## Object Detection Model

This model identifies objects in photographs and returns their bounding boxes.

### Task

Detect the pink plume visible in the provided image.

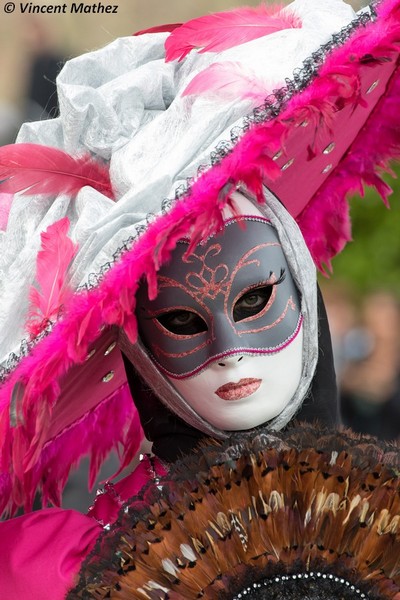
[165,3,301,62]
[27,217,78,337]
[183,61,272,102]
[133,22,182,36]
[0,143,114,199]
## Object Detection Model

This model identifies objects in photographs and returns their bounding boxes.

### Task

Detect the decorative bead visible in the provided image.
[281,158,294,171]
[86,348,96,360]
[322,164,333,174]
[104,341,117,355]
[102,371,115,383]
[323,142,335,154]
[366,80,379,94]
[273,150,283,161]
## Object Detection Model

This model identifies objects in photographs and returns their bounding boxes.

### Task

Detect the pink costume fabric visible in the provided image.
[0,456,166,600]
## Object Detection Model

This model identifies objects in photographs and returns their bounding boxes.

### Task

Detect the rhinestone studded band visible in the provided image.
[233,571,367,599]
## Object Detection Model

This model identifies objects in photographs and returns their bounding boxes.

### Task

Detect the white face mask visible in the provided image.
[137,194,304,431]
[167,324,303,430]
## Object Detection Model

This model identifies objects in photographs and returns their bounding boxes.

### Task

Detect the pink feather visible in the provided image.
[0,143,114,199]
[27,217,78,337]
[183,61,272,102]
[165,3,301,62]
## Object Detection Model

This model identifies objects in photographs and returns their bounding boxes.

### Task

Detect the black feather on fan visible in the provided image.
[69,423,400,599]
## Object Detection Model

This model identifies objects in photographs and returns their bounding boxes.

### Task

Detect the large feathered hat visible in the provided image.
[1,0,400,514]
[70,424,400,599]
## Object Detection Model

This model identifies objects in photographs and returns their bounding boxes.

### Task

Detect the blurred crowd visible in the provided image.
[0,19,65,146]
[323,283,400,440]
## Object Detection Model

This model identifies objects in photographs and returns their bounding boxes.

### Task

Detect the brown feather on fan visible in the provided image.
[69,423,400,600]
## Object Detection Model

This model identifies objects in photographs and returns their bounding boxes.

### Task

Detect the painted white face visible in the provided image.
[169,324,303,430]
[137,195,304,431]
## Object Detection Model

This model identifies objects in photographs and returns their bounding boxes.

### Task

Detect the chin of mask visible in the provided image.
[168,323,303,430]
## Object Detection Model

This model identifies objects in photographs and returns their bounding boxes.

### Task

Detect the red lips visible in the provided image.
[215,378,262,401]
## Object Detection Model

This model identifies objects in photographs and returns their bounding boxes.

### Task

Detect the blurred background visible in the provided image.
[1,0,399,511]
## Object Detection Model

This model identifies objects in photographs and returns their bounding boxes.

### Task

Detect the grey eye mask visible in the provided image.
[137,216,301,378]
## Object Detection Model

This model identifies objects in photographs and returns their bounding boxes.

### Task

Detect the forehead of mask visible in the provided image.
[137,213,301,379]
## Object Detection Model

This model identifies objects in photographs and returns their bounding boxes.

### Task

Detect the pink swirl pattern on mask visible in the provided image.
[182,241,280,309]
[183,244,230,302]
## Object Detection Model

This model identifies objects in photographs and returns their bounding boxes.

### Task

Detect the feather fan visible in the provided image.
[27,217,78,337]
[165,4,301,62]
[0,143,114,199]
[71,424,400,600]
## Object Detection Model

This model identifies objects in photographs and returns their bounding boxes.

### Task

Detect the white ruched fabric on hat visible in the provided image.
[0,0,357,364]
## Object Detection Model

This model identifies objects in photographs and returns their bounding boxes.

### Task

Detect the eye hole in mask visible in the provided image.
[157,310,208,336]
[233,268,286,323]
[233,286,273,322]
[156,268,287,336]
